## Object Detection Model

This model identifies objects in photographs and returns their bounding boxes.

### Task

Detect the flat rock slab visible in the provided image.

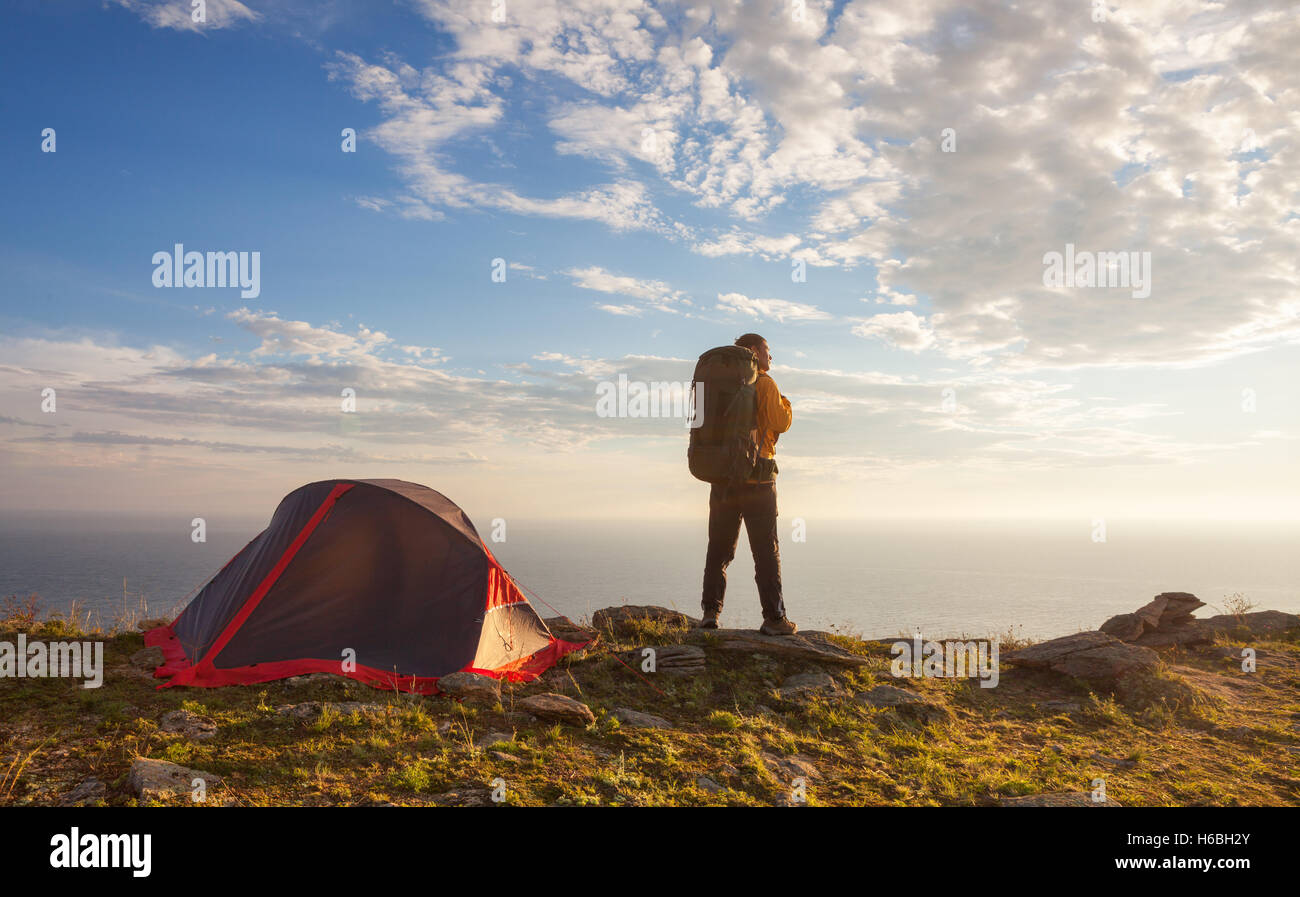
[614,707,673,729]
[278,673,345,687]
[159,709,216,740]
[687,628,868,668]
[1000,792,1122,807]
[128,758,222,801]
[275,701,387,720]
[517,693,595,726]
[437,671,501,704]
[614,644,705,675]
[1037,700,1082,715]
[593,605,699,636]
[1004,631,1159,684]
[433,788,493,807]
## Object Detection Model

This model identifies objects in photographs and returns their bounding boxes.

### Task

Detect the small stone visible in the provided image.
[761,751,820,781]
[855,685,950,723]
[613,708,672,729]
[517,693,596,726]
[1000,791,1122,807]
[696,775,725,794]
[490,750,521,764]
[1090,753,1137,769]
[130,646,165,670]
[279,673,339,687]
[437,671,501,705]
[128,758,222,801]
[159,709,217,740]
[777,670,840,700]
[1039,700,1082,714]
[275,701,386,720]
[474,730,513,750]
[59,777,106,806]
[503,711,538,725]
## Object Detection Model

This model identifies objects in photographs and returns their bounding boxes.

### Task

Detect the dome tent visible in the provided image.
[145,479,586,693]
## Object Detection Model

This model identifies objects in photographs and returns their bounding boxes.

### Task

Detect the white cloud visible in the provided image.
[114,0,258,31]
[717,292,830,323]
[852,311,936,352]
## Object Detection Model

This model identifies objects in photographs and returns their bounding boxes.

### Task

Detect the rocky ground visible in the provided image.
[2,593,1298,806]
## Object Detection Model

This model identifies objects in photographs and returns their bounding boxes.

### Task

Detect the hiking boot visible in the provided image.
[759,616,798,636]
[698,612,720,630]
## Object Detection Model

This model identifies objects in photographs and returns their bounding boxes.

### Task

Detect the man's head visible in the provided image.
[734,333,771,372]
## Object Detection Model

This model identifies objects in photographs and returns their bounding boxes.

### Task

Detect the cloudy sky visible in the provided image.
[0,0,1296,524]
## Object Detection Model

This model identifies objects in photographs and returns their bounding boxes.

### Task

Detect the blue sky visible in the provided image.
[1,0,1297,522]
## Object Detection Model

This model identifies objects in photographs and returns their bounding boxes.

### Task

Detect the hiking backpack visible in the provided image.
[687,346,760,485]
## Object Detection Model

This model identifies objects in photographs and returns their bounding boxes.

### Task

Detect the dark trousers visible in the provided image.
[701,481,785,623]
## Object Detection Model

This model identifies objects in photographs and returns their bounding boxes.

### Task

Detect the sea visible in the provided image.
[0,514,1295,640]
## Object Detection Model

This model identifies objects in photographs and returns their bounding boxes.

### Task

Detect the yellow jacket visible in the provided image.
[755,371,792,459]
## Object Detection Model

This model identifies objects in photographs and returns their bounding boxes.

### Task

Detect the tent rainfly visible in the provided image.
[145,479,587,693]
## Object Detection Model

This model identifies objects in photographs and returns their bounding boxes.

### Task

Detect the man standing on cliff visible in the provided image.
[700,333,797,635]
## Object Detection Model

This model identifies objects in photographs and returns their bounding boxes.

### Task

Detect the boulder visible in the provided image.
[543,616,598,645]
[1004,630,1159,684]
[1101,592,1207,643]
[128,758,222,801]
[159,708,217,741]
[687,628,869,668]
[613,708,672,729]
[517,693,596,726]
[1134,610,1300,648]
[593,605,697,636]
[437,671,501,705]
[1098,612,1148,642]
[1052,642,1160,682]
